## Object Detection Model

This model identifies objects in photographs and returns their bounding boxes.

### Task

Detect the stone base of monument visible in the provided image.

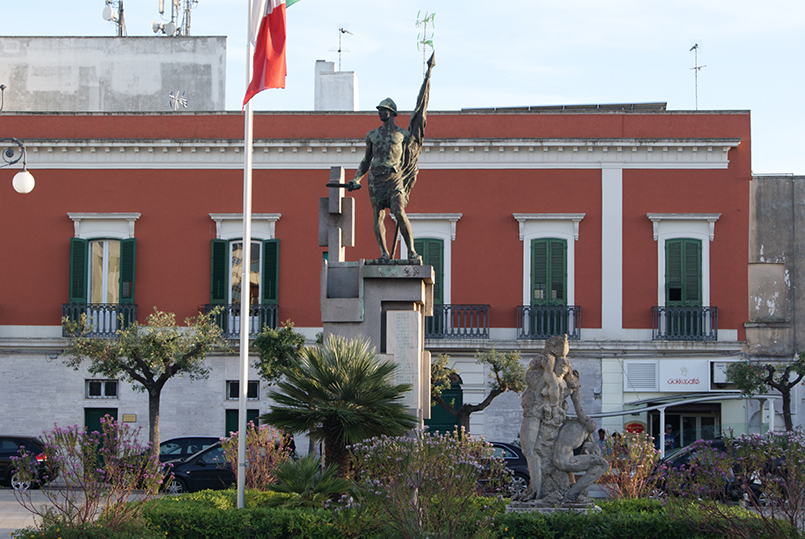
[365,257,423,266]
[506,496,602,514]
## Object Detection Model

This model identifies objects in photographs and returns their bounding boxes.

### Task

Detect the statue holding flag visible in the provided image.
[348,53,435,263]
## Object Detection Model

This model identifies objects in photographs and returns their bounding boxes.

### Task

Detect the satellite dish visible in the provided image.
[164,21,177,35]
[152,20,161,33]
[102,5,117,21]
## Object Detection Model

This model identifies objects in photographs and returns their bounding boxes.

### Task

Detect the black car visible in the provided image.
[159,436,219,463]
[488,441,530,495]
[0,436,52,490]
[163,441,234,494]
[656,438,762,501]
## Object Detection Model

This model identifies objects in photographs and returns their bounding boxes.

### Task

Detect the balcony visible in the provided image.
[517,305,581,340]
[203,303,278,339]
[62,303,137,338]
[425,304,490,339]
[652,306,718,341]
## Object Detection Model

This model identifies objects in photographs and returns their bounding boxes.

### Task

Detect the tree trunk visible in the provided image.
[148,388,161,454]
[781,387,793,432]
[323,428,350,478]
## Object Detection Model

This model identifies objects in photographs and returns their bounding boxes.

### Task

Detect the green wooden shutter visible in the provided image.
[262,239,279,304]
[531,238,566,305]
[69,237,88,304]
[119,238,136,304]
[684,240,702,305]
[550,240,567,303]
[210,239,228,304]
[415,238,444,305]
[666,239,701,306]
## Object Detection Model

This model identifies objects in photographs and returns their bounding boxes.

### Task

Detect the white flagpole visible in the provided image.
[237,0,256,511]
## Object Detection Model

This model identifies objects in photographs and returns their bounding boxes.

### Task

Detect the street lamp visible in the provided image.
[1,137,35,194]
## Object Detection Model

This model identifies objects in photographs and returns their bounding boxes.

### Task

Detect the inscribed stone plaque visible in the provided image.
[385,310,421,410]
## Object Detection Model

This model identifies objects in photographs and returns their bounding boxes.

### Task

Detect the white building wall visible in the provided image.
[0,37,226,112]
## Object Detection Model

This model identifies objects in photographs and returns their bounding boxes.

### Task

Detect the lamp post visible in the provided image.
[1,137,35,194]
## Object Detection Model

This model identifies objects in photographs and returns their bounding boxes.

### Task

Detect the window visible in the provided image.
[86,379,119,399]
[226,380,260,400]
[666,238,702,306]
[531,238,566,305]
[647,213,719,307]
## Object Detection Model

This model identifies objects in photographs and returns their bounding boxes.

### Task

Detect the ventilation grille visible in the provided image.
[624,361,658,392]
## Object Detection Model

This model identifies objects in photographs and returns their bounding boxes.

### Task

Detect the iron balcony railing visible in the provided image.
[517,305,581,340]
[203,303,278,339]
[62,303,138,338]
[425,304,490,339]
[652,305,718,341]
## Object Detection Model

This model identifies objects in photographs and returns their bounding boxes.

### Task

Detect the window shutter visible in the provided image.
[210,239,228,304]
[119,238,136,304]
[531,239,548,304]
[550,239,566,303]
[531,238,566,305]
[666,239,683,304]
[416,238,444,304]
[684,240,702,304]
[69,237,88,304]
[262,239,279,304]
[666,239,701,306]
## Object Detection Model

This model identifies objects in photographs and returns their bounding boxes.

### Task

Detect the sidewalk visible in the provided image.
[0,487,47,537]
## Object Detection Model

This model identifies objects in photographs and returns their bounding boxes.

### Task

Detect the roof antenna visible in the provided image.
[689,43,706,110]
[416,11,436,76]
[337,27,352,72]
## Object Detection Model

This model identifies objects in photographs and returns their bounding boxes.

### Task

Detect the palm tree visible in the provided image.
[261,334,416,477]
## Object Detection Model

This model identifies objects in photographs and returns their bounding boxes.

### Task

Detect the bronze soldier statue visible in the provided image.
[348,53,435,263]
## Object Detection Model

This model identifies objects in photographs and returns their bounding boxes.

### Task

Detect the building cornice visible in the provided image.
[24,137,741,171]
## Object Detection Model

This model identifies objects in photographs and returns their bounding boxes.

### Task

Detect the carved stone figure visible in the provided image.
[516,334,606,506]
[347,53,435,263]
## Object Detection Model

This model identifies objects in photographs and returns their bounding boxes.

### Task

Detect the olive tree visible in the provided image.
[63,308,225,450]
[431,348,526,432]
[726,355,805,431]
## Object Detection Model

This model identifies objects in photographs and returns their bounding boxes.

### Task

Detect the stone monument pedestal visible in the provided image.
[321,260,434,425]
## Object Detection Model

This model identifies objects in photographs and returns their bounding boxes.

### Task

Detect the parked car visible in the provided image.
[655,438,763,501]
[163,442,234,494]
[0,436,53,490]
[159,436,219,463]
[487,441,530,495]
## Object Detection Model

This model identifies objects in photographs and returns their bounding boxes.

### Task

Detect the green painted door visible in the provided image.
[84,408,118,435]
[225,409,259,437]
[425,383,462,433]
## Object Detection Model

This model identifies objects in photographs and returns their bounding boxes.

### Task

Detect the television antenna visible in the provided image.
[328,27,352,72]
[168,90,188,111]
[689,43,706,110]
[153,0,198,36]
[102,0,127,37]
[416,11,436,76]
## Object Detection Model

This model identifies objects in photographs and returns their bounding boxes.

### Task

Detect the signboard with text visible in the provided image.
[659,360,710,392]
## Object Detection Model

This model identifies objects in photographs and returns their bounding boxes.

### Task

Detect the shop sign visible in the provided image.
[659,360,709,392]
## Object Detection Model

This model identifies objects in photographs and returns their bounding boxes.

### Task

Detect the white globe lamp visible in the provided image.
[12,168,35,194]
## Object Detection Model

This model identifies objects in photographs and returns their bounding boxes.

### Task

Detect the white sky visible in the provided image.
[4,0,804,174]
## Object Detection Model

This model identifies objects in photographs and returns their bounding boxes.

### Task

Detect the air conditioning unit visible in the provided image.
[712,362,729,384]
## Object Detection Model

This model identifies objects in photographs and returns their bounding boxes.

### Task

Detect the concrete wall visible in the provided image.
[314,60,358,111]
[0,37,226,112]
[747,175,805,357]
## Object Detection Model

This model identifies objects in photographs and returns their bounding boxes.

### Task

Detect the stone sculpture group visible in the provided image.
[516,335,608,506]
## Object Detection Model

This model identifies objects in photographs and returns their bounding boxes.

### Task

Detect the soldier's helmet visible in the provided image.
[376,98,398,116]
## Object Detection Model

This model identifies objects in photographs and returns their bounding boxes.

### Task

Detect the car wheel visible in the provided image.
[10,473,31,492]
[164,477,188,495]
[510,473,529,496]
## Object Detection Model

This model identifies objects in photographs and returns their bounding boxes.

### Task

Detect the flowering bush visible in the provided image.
[349,429,508,539]
[220,422,292,490]
[597,431,661,499]
[12,416,163,532]
[661,429,805,539]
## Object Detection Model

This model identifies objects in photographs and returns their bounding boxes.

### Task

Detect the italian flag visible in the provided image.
[243,0,300,106]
